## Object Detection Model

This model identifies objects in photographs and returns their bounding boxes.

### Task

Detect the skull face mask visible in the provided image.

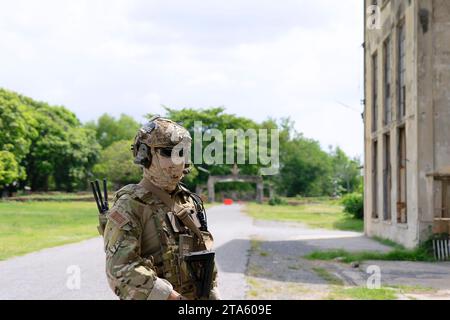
[143,146,187,192]
[133,117,192,192]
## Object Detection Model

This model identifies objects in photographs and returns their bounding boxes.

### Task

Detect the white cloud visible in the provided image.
[0,0,364,157]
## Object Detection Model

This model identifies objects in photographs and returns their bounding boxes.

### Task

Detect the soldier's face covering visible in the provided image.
[143,147,186,192]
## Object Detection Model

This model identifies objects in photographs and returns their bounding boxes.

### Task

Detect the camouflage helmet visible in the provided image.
[132,116,192,168]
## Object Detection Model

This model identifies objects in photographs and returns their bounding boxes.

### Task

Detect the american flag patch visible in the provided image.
[108,210,130,228]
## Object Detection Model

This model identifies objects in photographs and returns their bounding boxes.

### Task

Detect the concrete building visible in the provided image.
[363,0,450,248]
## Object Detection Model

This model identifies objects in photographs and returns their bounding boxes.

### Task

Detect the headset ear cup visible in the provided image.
[134,143,152,168]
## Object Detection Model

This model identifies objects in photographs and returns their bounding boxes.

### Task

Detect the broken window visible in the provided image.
[398,22,406,119]
[383,36,392,125]
[383,134,392,220]
[397,127,407,223]
[372,140,379,219]
[372,52,378,132]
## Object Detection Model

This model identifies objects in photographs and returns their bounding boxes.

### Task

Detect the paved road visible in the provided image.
[0,204,389,300]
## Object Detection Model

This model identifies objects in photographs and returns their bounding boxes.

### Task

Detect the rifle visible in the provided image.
[90,179,109,235]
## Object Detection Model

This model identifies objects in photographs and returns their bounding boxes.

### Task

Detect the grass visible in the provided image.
[6,192,97,202]
[389,284,435,294]
[280,196,341,205]
[312,267,344,286]
[250,239,261,251]
[328,287,398,300]
[0,201,99,260]
[0,197,219,261]
[204,202,221,209]
[245,201,363,232]
[328,285,435,300]
[304,246,435,263]
[372,236,405,250]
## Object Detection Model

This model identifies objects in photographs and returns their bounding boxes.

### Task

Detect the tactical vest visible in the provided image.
[105,184,215,299]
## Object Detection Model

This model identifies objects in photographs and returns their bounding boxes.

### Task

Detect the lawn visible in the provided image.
[328,287,398,300]
[0,201,99,260]
[7,192,96,201]
[0,199,220,261]
[304,247,435,262]
[244,201,363,232]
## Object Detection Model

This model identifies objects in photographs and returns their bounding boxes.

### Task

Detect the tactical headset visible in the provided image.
[131,116,159,168]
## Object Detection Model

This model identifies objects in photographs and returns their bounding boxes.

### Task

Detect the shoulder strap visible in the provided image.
[138,179,206,246]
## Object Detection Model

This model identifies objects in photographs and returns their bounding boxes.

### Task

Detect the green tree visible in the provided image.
[0,151,20,188]
[23,104,101,191]
[279,135,333,197]
[87,114,141,149]
[0,88,101,192]
[93,140,142,189]
[0,88,38,185]
[330,147,362,195]
[271,117,332,197]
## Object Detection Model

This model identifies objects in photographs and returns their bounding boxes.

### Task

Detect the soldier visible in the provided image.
[101,116,220,300]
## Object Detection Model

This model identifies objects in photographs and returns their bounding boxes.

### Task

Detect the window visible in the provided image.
[398,23,406,119]
[397,127,407,223]
[442,180,450,219]
[383,134,392,220]
[383,37,392,125]
[372,140,379,219]
[372,53,378,132]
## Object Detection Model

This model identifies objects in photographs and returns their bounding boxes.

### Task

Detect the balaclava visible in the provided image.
[133,117,191,193]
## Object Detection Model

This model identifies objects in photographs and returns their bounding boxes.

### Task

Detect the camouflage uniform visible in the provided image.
[102,117,219,300]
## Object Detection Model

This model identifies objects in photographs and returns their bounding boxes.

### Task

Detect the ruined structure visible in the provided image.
[206,164,264,203]
[364,0,450,248]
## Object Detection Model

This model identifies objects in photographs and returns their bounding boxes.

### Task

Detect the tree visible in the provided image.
[269,117,332,197]
[0,88,101,192]
[52,127,101,191]
[22,104,101,191]
[93,140,142,189]
[87,114,141,149]
[278,135,333,197]
[0,151,20,189]
[330,147,362,195]
[0,88,38,186]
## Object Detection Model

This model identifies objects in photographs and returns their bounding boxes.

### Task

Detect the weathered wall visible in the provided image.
[365,0,450,248]
[416,0,435,241]
[417,0,450,240]
[432,0,450,171]
[364,0,419,248]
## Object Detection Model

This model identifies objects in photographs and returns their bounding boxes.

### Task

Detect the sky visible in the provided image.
[0,0,365,158]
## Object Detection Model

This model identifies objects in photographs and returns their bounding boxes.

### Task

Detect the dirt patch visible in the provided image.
[245,237,343,299]
[245,238,450,300]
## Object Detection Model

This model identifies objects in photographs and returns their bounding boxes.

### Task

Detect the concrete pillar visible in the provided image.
[269,185,275,200]
[256,181,264,203]
[207,177,215,203]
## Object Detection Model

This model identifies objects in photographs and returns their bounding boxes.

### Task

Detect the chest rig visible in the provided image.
[110,180,216,299]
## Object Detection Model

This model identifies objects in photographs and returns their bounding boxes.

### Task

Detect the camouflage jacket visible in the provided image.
[103,182,219,300]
